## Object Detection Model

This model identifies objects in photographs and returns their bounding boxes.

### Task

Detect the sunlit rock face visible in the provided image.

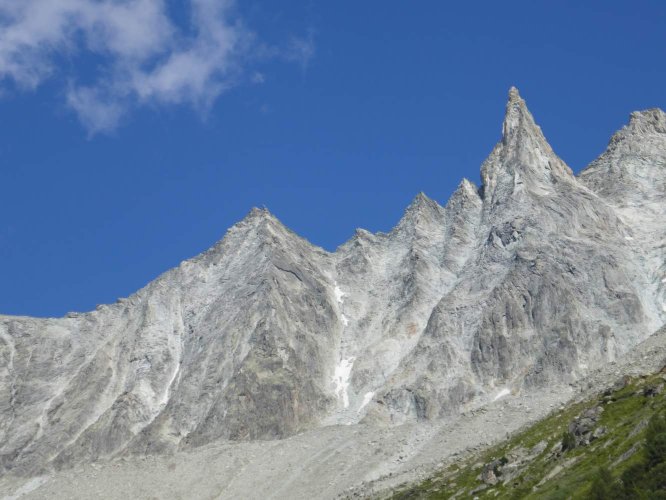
[1,88,665,475]
[578,107,666,327]
[371,90,664,424]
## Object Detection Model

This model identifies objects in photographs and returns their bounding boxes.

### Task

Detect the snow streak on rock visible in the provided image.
[493,388,511,401]
[333,358,355,408]
[358,392,375,413]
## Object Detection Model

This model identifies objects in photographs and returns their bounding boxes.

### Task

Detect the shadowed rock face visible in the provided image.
[1,89,665,475]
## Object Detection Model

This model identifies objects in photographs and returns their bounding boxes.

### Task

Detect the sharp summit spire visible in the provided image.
[481,87,574,203]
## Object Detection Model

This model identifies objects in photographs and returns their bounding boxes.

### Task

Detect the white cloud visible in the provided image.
[66,85,126,135]
[284,32,315,72]
[251,72,266,84]
[0,0,312,134]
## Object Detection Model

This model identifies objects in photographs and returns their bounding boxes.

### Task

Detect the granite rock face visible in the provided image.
[368,89,665,423]
[1,88,665,474]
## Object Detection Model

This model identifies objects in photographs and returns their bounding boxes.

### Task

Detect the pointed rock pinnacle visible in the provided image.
[501,87,545,149]
[480,88,574,203]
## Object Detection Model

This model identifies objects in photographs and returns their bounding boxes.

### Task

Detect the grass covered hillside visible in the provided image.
[390,370,666,499]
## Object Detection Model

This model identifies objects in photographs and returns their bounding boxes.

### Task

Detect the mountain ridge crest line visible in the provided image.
[1,86,664,476]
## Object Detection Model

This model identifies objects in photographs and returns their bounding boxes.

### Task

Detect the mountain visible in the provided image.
[368,89,665,424]
[1,88,664,479]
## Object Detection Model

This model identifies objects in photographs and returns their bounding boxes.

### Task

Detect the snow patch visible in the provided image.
[5,476,50,500]
[333,358,355,408]
[661,277,666,284]
[493,388,511,401]
[160,362,181,408]
[624,236,634,241]
[335,282,349,327]
[334,282,345,304]
[358,391,375,413]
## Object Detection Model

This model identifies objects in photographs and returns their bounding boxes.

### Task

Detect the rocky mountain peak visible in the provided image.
[579,107,666,208]
[501,86,545,148]
[452,178,481,201]
[396,192,446,232]
[608,108,666,150]
[214,206,282,249]
[206,205,321,270]
[444,179,482,220]
[242,206,275,224]
[627,108,666,135]
[406,192,441,214]
[231,206,291,236]
[603,108,666,152]
[480,88,574,204]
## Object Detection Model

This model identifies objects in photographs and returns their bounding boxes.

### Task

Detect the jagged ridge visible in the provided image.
[0,88,665,476]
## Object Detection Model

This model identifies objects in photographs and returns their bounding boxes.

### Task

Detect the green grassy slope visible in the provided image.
[390,371,666,499]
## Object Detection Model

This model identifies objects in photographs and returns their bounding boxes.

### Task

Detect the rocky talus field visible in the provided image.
[1,88,665,499]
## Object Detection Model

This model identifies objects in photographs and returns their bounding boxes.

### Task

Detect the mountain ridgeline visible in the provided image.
[1,88,665,475]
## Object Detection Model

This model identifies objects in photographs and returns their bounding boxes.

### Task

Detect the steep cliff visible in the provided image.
[1,88,664,476]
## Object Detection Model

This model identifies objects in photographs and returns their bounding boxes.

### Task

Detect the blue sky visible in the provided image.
[1,0,665,317]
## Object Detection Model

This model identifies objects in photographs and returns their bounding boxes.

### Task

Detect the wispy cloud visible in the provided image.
[284,31,316,72]
[0,0,313,134]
